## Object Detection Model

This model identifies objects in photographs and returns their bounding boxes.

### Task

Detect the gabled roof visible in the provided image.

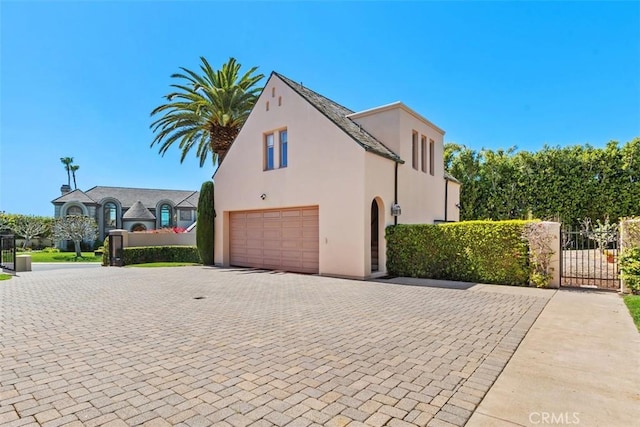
[53,186,199,209]
[273,72,402,163]
[122,201,156,220]
[51,189,98,204]
[176,191,199,208]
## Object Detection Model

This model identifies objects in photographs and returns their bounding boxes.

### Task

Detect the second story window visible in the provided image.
[412,131,419,170]
[421,135,427,173]
[265,133,275,170]
[429,139,435,176]
[280,130,288,168]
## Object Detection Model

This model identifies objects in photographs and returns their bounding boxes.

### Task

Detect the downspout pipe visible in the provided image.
[394,162,398,225]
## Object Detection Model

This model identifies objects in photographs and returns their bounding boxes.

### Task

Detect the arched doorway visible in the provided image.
[371,199,379,272]
[131,223,147,232]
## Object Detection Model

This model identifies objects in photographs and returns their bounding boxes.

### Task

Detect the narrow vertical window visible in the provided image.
[272,87,276,97]
[421,136,427,173]
[160,204,172,227]
[412,131,418,170]
[266,101,269,111]
[265,133,274,170]
[280,129,288,168]
[104,202,117,231]
[429,139,435,176]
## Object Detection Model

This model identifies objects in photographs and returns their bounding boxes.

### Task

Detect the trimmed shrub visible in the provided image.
[196,181,215,265]
[387,220,531,285]
[620,247,640,294]
[122,245,201,265]
[102,237,110,266]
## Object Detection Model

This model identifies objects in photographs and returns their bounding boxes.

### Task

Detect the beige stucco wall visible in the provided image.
[126,231,196,247]
[353,103,454,225]
[215,75,368,278]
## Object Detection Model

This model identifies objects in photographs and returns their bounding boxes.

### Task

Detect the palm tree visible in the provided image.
[60,157,74,187]
[70,164,79,189]
[150,57,264,167]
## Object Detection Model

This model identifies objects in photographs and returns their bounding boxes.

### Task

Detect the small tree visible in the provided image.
[196,181,215,265]
[12,215,51,248]
[53,215,98,257]
[580,217,618,252]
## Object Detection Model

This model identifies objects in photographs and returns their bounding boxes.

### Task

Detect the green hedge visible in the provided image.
[386,220,532,285]
[122,246,201,265]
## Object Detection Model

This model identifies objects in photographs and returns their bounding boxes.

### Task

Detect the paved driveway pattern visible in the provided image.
[1,267,549,427]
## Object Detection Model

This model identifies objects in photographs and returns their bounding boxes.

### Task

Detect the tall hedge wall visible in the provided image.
[122,246,201,265]
[386,220,532,285]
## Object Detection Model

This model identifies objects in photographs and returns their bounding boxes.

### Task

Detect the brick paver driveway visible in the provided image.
[1,267,550,427]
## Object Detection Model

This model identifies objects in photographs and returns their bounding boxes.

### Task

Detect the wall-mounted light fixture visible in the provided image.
[391,204,402,216]
[260,193,267,200]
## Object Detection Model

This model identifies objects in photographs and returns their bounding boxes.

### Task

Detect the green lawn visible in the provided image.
[26,251,102,263]
[126,262,201,268]
[0,273,12,281]
[623,295,640,332]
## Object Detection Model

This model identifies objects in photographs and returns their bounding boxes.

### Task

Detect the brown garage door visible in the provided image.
[230,206,319,274]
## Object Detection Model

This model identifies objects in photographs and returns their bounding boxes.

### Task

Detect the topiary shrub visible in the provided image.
[122,246,201,265]
[387,220,531,286]
[102,237,110,266]
[196,181,215,265]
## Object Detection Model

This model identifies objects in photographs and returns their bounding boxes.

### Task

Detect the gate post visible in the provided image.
[108,229,128,267]
[543,222,561,289]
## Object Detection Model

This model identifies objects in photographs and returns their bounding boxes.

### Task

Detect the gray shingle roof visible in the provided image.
[52,186,199,209]
[51,189,98,204]
[176,191,199,208]
[122,201,156,220]
[273,72,402,163]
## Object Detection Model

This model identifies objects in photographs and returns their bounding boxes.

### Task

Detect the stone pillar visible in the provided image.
[526,221,561,289]
[541,221,561,289]
[108,229,129,266]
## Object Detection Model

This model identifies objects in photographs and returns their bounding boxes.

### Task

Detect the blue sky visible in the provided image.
[1,1,639,216]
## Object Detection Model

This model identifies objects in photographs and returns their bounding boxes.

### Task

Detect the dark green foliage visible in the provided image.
[445,138,640,225]
[386,221,531,285]
[102,237,109,266]
[620,247,640,294]
[122,246,201,265]
[196,181,215,265]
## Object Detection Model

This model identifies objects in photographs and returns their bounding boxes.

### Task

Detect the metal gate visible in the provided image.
[1,234,17,273]
[560,225,620,290]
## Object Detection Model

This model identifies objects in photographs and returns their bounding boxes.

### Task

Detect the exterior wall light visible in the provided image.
[260,193,267,200]
[391,204,402,216]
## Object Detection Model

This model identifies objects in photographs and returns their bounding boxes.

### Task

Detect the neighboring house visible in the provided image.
[51,186,199,246]
[214,72,460,279]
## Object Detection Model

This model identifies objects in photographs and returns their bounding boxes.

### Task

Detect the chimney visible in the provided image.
[60,184,71,195]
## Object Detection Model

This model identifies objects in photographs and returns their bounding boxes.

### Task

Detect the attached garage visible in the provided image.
[230,206,319,274]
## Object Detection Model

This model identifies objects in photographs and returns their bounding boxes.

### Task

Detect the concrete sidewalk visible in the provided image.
[466,289,640,427]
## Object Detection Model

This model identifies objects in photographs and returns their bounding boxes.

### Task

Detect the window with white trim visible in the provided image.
[265,133,275,170]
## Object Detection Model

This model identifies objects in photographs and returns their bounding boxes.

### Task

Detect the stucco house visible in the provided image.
[52,186,199,245]
[214,72,460,279]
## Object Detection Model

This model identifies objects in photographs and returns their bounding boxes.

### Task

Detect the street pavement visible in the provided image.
[1,266,552,426]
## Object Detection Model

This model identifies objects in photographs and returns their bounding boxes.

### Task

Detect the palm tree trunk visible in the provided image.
[72,171,77,189]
